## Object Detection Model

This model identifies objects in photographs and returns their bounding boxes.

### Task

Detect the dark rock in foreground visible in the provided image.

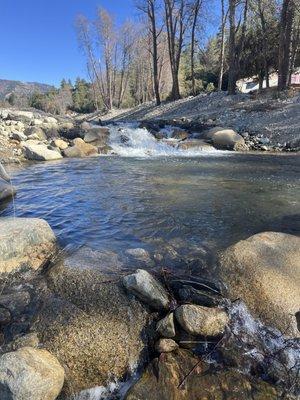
[125,349,278,400]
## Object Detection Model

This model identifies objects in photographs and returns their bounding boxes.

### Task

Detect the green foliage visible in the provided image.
[71,78,95,113]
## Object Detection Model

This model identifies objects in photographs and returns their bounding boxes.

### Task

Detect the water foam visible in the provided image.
[108,123,225,157]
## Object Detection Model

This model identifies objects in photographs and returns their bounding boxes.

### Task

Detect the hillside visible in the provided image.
[0,79,54,100]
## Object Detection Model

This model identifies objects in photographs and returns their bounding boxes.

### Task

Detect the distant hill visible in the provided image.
[0,79,54,100]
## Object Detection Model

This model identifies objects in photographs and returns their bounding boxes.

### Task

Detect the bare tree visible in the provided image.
[137,0,162,105]
[190,0,203,95]
[278,0,296,90]
[218,0,228,90]
[227,0,237,94]
[228,0,249,94]
[95,8,116,109]
[164,0,190,100]
[75,15,105,107]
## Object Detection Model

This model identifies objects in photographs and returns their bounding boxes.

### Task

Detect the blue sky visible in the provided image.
[0,0,135,87]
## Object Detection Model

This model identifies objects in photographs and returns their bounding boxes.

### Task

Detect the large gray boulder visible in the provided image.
[7,111,34,123]
[23,143,63,161]
[204,127,247,150]
[123,269,170,311]
[0,347,64,400]
[0,181,16,202]
[0,218,56,276]
[219,232,300,337]
[32,254,152,396]
[175,304,229,337]
[84,126,109,144]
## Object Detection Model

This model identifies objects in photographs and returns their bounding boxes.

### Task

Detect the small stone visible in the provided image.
[10,132,27,142]
[9,333,39,351]
[155,338,178,353]
[175,305,229,337]
[156,313,176,338]
[123,269,169,311]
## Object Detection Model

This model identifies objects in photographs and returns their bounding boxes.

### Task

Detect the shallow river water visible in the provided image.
[2,152,299,258]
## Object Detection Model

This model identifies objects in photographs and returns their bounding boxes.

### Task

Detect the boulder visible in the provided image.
[63,138,97,158]
[0,181,16,202]
[7,111,34,122]
[175,305,229,337]
[125,349,278,400]
[219,232,300,337]
[204,127,246,150]
[10,132,27,142]
[123,269,170,311]
[156,313,176,338]
[0,347,64,400]
[43,116,57,124]
[83,127,110,147]
[24,127,46,141]
[171,128,189,140]
[53,138,68,150]
[155,338,178,353]
[32,259,152,396]
[23,143,63,161]
[0,218,56,276]
[177,139,215,151]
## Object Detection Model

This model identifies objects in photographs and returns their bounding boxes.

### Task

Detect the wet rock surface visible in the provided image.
[0,346,64,400]
[125,349,278,400]
[175,304,229,337]
[220,231,300,337]
[0,218,56,276]
[123,269,170,311]
[30,258,153,396]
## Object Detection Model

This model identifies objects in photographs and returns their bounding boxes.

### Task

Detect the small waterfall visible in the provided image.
[108,123,221,157]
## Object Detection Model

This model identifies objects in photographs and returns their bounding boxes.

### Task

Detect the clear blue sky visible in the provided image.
[0,0,135,87]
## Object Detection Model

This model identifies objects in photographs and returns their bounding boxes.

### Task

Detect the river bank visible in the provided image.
[97,91,300,152]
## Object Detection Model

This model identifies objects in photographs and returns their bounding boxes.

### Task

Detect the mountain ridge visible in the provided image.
[0,78,54,100]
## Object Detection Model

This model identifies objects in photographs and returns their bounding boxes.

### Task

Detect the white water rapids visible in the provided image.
[108,123,224,157]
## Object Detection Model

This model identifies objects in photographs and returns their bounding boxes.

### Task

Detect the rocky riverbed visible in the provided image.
[0,216,299,399]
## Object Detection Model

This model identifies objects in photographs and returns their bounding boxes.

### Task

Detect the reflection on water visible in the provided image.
[1,154,299,258]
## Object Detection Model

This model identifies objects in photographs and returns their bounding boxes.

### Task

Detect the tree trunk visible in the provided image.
[149,0,161,106]
[218,0,226,91]
[258,0,270,88]
[278,0,295,91]
[191,0,201,96]
[228,0,237,95]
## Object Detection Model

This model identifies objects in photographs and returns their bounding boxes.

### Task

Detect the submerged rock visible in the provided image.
[156,313,176,338]
[0,346,64,400]
[123,269,169,311]
[220,232,300,337]
[125,349,278,400]
[175,304,229,337]
[0,180,16,202]
[32,260,152,396]
[0,218,56,276]
[23,142,63,161]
